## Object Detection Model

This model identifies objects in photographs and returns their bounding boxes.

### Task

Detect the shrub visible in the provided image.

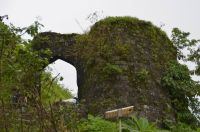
[78,115,118,132]
[122,116,157,132]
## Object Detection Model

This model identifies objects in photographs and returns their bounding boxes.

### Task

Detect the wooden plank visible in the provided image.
[105,106,134,119]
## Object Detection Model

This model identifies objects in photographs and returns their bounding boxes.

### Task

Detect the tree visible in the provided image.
[168,28,200,127]
[0,18,72,131]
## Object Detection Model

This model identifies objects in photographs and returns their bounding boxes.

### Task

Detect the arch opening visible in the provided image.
[45,59,78,97]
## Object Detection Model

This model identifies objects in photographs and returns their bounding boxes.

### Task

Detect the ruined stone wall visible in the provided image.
[33,16,177,124]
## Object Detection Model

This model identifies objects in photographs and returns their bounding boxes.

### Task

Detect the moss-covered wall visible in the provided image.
[33,16,177,124]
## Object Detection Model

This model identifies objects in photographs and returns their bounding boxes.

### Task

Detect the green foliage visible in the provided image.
[171,28,199,60]
[171,28,192,49]
[0,21,21,101]
[10,20,44,38]
[41,72,72,105]
[171,27,200,76]
[162,61,200,127]
[0,19,73,131]
[122,115,157,132]
[122,116,199,132]
[171,122,196,132]
[0,20,48,100]
[26,21,44,37]
[78,115,118,132]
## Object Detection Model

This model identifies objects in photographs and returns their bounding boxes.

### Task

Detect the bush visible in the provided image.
[41,72,72,105]
[78,115,118,132]
[122,116,157,132]
[171,122,196,132]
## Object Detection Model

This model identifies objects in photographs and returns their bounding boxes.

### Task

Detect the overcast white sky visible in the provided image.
[1,0,200,96]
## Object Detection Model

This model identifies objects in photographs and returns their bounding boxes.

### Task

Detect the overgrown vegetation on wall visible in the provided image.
[75,16,178,121]
[0,16,200,131]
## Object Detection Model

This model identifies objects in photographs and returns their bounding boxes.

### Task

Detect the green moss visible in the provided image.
[114,44,130,60]
[102,63,123,79]
[136,68,149,81]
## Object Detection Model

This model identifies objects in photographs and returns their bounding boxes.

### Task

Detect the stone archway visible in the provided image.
[32,32,84,98]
